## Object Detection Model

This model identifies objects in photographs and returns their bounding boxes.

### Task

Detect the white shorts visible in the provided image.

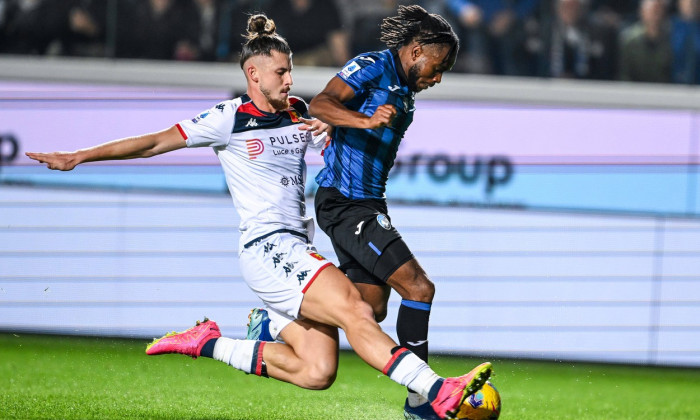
[239,230,332,339]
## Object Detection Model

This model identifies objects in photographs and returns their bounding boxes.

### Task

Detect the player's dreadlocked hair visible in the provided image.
[380,5,459,54]
[239,14,291,68]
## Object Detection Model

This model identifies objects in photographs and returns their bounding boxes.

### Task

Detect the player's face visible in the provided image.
[407,44,454,92]
[257,51,293,111]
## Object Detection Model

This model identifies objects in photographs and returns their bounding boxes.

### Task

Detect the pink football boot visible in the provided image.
[146,318,221,359]
[431,362,493,419]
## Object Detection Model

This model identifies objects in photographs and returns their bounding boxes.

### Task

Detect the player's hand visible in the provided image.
[300,117,332,150]
[25,151,80,171]
[299,117,331,137]
[366,104,397,129]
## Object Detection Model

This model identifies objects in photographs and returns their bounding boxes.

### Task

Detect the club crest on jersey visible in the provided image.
[287,110,300,123]
[377,214,392,230]
[340,61,360,79]
[246,138,264,159]
[307,251,325,261]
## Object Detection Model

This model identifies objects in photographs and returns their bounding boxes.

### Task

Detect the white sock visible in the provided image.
[383,349,441,399]
[407,392,429,408]
[212,337,259,374]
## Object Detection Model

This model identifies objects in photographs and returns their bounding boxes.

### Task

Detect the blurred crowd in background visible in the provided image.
[0,0,698,85]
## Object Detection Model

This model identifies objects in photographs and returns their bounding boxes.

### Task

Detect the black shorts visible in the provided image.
[314,186,414,285]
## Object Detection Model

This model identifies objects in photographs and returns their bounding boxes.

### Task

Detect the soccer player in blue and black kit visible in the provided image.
[309,5,461,420]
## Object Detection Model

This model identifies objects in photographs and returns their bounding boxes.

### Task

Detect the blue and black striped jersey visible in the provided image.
[315,49,415,199]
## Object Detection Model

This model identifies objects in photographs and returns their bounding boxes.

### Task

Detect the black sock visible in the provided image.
[200,338,218,358]
[397,299,431,400]
[397,299,431,362]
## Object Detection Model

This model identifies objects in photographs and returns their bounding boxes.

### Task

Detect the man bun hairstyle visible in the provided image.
[239,14,291,68]
[380,5,459,58]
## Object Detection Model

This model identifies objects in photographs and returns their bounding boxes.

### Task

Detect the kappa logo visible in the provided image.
[296,270,310,285]
[272,252,286,268]
[388,85,400,92]
[263,243,276,255]
[246,118,259,127]
[246,138,264,159]
[283,261,298,277]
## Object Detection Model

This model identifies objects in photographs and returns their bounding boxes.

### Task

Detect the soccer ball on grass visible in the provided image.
[455,380,501,420]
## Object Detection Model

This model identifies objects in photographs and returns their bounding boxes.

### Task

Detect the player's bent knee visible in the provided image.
[337,295,378,328]
[353,297,377,322]
[417,279,435,301]
[398,278,435,302]
[372,303,388,322]
[303,362,337,390]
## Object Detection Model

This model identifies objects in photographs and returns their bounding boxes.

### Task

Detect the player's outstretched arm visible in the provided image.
[309,77,396,130]
[26,125,187,171]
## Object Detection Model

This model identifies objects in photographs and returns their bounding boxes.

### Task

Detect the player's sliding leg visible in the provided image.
[388,259,436,418]
[146,266,492,418]
[299,265,492,419]
[211,317,340,389]
[147,317,340,390]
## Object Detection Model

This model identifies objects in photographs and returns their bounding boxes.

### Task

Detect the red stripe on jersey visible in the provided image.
[238,102,266,117]
[302,262,333,294]
[175,123,188,140]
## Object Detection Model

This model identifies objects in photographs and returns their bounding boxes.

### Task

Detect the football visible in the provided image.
[455,381,501,420]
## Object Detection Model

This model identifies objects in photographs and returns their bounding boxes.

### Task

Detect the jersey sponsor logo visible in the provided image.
[307,251,325,261]
[246,118,259,127]
[280,175,304,187]
[269,132,311,146]
[377,214,392,230]
[340,61,360,79]
[246,138,264,159]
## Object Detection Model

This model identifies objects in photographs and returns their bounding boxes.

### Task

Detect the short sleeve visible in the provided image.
[177,101,235,148]
[337,54,384,95]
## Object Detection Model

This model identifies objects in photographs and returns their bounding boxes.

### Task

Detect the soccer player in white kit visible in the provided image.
[26,14,491,419]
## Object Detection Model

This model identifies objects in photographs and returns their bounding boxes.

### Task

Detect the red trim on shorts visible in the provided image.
[301,262,333,294]
[255,341,266,376]
[175,123,188,140]
[382,347,409,375]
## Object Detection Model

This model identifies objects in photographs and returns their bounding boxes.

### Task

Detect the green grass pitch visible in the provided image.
[1,333,699,419]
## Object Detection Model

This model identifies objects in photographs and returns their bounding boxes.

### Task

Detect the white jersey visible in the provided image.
[177,94,322,248]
